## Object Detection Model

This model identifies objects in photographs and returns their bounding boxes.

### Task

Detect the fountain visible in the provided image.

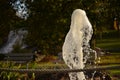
[0,28,28,54]
[62,9,97,80]
[0,0,34,53]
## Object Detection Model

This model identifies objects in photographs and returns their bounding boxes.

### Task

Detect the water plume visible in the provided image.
[62,9,96,80]
[0,28,28,54]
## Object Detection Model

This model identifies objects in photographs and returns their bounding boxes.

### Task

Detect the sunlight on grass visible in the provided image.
[28,62,68,69]
[97,54,120,64]
[109,70,120,75]
[96,39,120,48]
[96,39,120,54]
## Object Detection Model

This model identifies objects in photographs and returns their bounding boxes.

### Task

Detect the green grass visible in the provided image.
[97,55,120,64]
[28,62,68,69]
[0,37,120,79]
[95,38,120,77]
[96,38,120,54]
[109,70,120,75]
[97,55,120,77]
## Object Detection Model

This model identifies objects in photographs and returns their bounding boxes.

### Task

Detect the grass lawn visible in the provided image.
[96,38,120,54]
[96,38,120,78]
[0,38,120,79]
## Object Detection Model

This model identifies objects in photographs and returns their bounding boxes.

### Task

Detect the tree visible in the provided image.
[0,0,120,54]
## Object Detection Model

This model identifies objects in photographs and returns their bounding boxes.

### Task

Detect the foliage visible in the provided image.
[0,0,120,55]
[0,61,67,79]
[0,61,22,80]
[12,43,32,53]
[0,55,120,79]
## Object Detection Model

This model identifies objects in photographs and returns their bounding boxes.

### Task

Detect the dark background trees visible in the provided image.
[0,0,120,55]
